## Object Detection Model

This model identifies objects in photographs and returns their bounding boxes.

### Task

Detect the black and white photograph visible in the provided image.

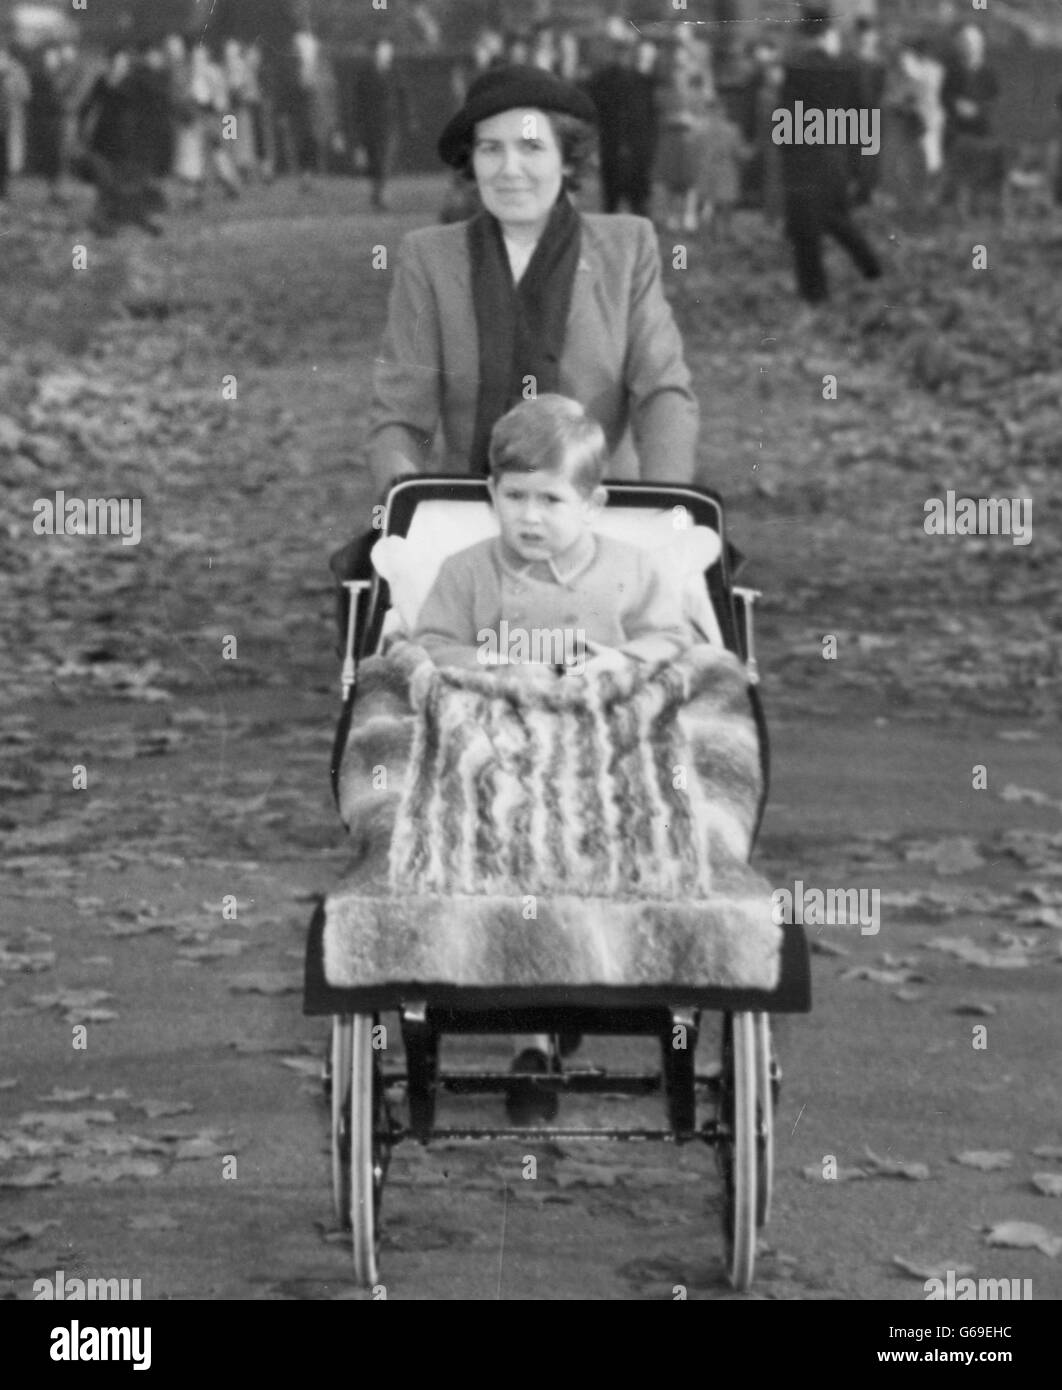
[1,0,1060,1337]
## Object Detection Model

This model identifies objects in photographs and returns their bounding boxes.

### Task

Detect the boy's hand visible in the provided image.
[583,648,634,678]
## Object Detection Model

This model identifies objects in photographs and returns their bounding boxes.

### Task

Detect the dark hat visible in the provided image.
[438,64,597,167]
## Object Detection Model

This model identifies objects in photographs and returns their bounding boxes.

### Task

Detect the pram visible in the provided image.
[303,476,811,1293]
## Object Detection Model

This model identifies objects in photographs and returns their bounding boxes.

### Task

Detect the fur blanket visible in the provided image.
[324,640,781,992]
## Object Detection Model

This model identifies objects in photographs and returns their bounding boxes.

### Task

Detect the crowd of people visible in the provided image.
[0,27,351,232]
[0,10,1057,284]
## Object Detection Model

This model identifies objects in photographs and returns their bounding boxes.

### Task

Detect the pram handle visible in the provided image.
[733,586,762,686]
[340,580,372,699]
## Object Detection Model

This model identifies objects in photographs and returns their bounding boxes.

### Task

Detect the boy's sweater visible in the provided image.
[412,532,692,670]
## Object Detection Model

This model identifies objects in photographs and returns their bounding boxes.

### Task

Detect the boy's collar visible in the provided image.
[497,530,597,585]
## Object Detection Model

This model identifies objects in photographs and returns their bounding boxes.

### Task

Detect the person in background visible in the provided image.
[354,38,412,211]
[245,41,274,180]
[168,34,205,205]
[585,37,658,217]
[655,41,711,232]
[555,29,582,83]
[0,47,13,201]
[78,45,162,235]
[696,97,746,239]
[4,45,29,179]
[136,43,175,187]
[887,36,946,214]
[223,39,257,182]
[852,17,886,205]
[941,23,1001,213]
[755,47,786,225]
[283,27,322,189]
[777,7,882,304]
[530,26,557,74]
[30,47,66,203]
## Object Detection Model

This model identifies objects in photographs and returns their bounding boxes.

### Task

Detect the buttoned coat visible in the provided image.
[368,211,699,489]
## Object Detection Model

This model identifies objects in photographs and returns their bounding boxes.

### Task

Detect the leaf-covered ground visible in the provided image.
[1,176,1060,1300]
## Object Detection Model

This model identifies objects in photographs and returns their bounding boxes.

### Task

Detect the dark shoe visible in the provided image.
[505,1048,559,1125]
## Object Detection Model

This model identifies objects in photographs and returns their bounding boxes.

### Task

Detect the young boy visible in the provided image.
[411,393,695,1123]
[413,394,693,679]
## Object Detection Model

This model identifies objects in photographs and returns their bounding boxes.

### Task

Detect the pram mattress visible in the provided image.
[324,640,781,992]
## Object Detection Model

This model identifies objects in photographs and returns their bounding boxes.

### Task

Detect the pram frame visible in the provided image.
[305,475,810,1295]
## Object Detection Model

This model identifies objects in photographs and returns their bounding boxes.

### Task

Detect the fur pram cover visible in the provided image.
[324,639,781,992]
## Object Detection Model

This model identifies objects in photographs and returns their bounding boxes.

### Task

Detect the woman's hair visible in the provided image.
[455,110,597,190]
[489,395,607,496]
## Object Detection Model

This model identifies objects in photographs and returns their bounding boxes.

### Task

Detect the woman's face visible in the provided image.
[472,107,565,236]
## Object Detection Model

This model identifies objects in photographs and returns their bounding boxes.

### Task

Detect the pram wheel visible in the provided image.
[331,1014,393,1285]
[755,1013,776,1228]
[716,1011,758,1291]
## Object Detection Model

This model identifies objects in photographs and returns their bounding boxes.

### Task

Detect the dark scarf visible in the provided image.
[468,193,582,474]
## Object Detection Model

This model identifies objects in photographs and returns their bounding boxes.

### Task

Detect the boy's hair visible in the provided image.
[488,395,607,495]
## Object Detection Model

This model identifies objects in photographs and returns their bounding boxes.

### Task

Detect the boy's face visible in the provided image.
[488,466,605,564]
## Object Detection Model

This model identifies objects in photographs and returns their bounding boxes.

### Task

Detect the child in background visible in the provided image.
[412,393,695,1123]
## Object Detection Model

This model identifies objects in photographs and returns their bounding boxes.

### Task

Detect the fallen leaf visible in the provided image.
[905,837,985,875]
[1032,1174,1062,1197]
[38,1088,92,1103]
[893,1256,976,1281]
[0,1219,61,1247]
[1032,1145,1062,1162]
[56,1157,164,1184]
[0,1164,59,1188]
[279,1056,322,1077]
[17,1110,117,1129]
[801,1164,867,1182]
[553,1162,621,1190]
[926,936,1031,969]
[983,1221,1062,1258]
[864,1147,930,1180]
[229,971,300,996]
[173,1135,233,1160]
[130,1099,195,1119]
[840,966,923,987]
[999,784,1056,808]
[811,939,850,958]
[952,1002,997,1017]
[953,1151,1013,1171]
[127,1213,180,1231]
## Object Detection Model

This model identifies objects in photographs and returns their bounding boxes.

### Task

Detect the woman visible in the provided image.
[369,64,699,495]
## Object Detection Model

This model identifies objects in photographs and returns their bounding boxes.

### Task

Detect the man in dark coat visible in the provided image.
[778,7,882,304]
[585,39,658,217]
[941,24,1002,211]
[79,47,162,235]
[353,38,412,211]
